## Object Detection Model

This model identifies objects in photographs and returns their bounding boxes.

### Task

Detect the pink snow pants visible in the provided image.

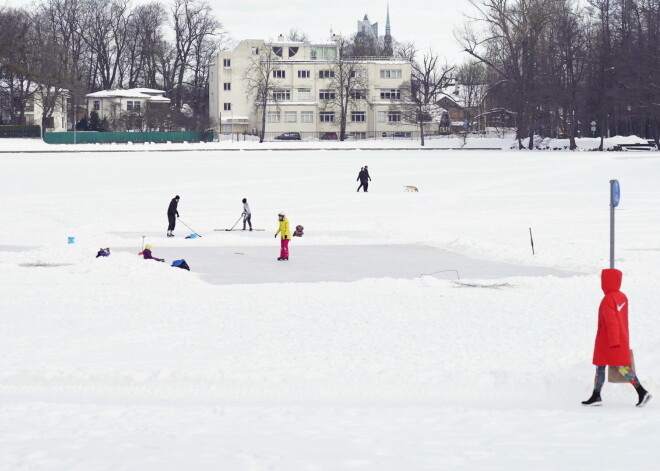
[280,238,290,259]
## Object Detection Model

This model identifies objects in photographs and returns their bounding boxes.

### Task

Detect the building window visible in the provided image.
[319,112,335,122]
[273,70,286,79]
[351,111,366,122]
[350,90,367,100]
[301,111,314,123]
[93,101,100,111]
[380,89,401,100]
[319,70,334,79]
[134,101,141,111]
[350,69,367,78]
[380,69,402,79]
[223,82,231,91]
[224,103,231,111]
[298,70,310,78]
[267,111,280,123]
[378,111,386,123]
[298,89,311,100]
[388,111,401,122]
[284,111,297,123]
[251,47,259,55]
[223,58,231,67]
[273,89,291,101]
[273,47,283,57]
[127,101,135,111]
[319,90,335,100]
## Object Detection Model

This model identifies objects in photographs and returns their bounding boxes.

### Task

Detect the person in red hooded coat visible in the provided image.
[582,268,652,407]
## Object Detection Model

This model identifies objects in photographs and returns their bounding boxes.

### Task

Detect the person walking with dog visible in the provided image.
[581,268,652,407]
[242,198,252,231]
[167,195,180,237]
[274,212,291,260]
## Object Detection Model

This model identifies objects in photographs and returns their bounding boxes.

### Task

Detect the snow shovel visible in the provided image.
[177,217,202,237]
[226,214,243,231]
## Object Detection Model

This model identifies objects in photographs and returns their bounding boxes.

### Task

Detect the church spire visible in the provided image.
[384,3,393,57]
[386,3,391,37]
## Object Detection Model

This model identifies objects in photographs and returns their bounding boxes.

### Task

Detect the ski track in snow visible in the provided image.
[1,147,660,469]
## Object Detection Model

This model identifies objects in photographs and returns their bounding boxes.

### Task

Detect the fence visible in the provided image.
[43,131,213,144]
[231,130,516,142]
[0,125,41,138]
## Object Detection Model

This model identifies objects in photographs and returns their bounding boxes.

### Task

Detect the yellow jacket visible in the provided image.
[275,218,291,239]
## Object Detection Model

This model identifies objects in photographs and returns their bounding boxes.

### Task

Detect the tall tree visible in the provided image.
[399,52,454,146]
[325,38,371,141]
[243,44,282,143]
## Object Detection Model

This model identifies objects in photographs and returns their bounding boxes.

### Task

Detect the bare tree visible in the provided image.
[456,61,487,130]
[243,44,282,143]
[80,0,132,90]
[286,28,309,42]
[0,7,36,125]
[167,0,221,110]
[324,38,371,141]
[460,0,558,149]
[399,53,454,146]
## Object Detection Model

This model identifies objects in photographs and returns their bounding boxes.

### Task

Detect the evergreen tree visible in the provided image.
[88,111,101,131]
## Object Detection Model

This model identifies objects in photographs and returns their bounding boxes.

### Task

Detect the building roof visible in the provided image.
[86,88,170,101]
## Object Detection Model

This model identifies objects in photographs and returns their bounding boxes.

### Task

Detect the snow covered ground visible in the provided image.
[1,145,659,469]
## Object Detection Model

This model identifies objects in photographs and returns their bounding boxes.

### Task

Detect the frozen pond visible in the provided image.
[132,244,577,284]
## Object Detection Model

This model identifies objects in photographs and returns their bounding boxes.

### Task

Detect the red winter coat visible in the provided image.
[592,268,631,366]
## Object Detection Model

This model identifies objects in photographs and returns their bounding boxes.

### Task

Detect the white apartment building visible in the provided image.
[209,36,417,139]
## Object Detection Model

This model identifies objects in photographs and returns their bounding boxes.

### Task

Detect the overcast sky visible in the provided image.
[5,0,475,63]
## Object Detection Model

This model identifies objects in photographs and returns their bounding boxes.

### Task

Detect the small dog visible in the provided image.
[404,185,419,192]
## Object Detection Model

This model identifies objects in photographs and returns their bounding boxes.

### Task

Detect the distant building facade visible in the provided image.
[85,88,170,120]
[358,14,378,37]
[209,36,417,138]
[0,81,68,131]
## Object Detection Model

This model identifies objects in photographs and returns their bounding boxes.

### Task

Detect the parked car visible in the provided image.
[320,132,338,140]
[392,132,410,138]
[274,132,301,140]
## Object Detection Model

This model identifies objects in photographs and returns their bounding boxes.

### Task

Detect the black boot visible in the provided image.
[636,387,653,408]
[581,391,602,406]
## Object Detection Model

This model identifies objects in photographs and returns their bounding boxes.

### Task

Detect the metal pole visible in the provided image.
[610,190,615,268]
[609,179,619,269]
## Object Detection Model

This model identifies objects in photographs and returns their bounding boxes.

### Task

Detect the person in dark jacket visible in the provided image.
[582,268,652,407]
[356,167,366,192]
[356,166,371,192]
[167,195,180,237]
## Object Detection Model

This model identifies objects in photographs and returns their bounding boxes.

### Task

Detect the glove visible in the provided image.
[274,234,277,238]
[284,235,288,239]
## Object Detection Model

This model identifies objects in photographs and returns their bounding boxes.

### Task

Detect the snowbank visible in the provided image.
[1,148,659,469]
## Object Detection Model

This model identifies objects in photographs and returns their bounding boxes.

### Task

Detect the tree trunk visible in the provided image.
[419,121,425,147]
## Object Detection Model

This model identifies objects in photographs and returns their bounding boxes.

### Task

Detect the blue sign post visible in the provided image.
[610,180,620,268]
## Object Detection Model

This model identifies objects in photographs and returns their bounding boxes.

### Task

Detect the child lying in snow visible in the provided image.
[139,244,164,262]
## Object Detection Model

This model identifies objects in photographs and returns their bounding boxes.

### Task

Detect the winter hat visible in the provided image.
[175,195,180,200]
[145,244,152,250]
[242,198,247,203]
[278,212,286,218]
